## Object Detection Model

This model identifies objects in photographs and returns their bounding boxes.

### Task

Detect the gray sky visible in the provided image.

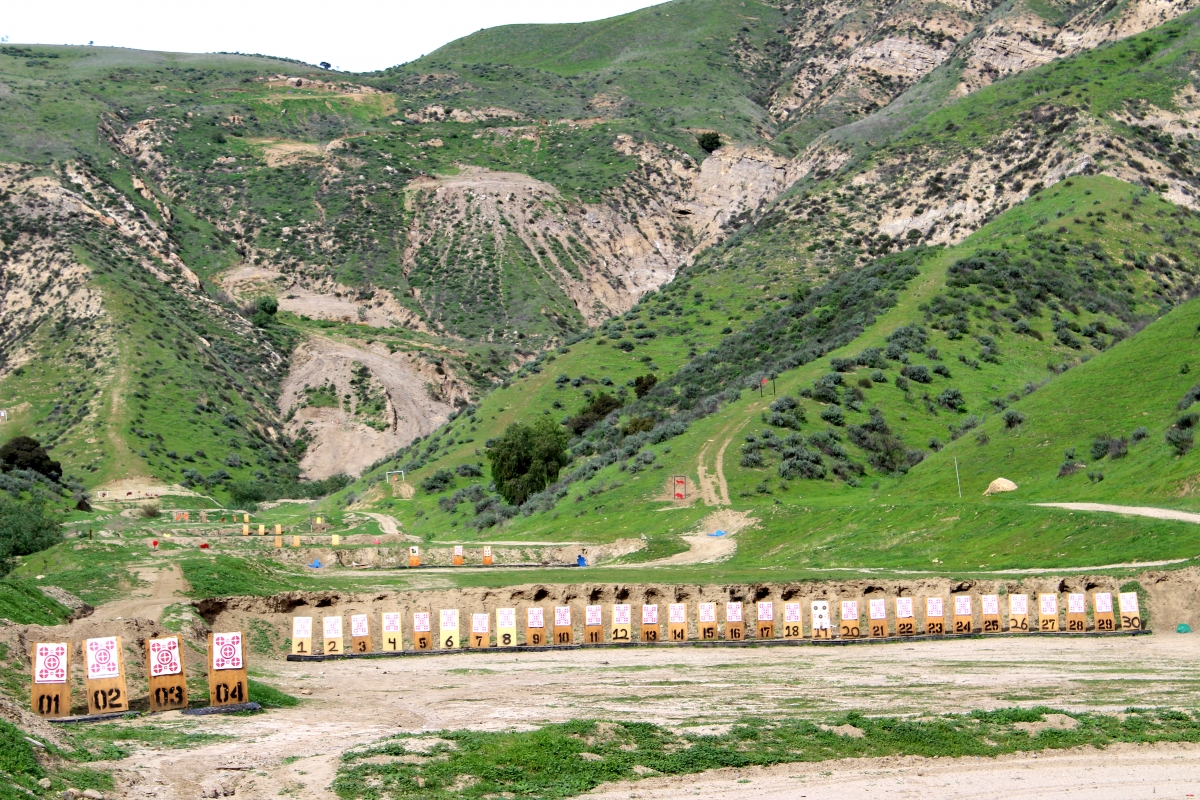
[2,0,669,73]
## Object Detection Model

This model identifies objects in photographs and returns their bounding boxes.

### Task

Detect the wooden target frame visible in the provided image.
[85,636,129,715]
[440,609,460,649]
[497,608,517,648]
[381,612,403,651]
[698,602,718,641]
[1038,594,1059,632]
[554,606,573,645]
[756,601,775,640]
[291,616,313,656]
[668,603,687,642]
[323,616,344,655]
[612,604,632,644]
[783,602,803,639]
[811,600,831,640]
[585,605,604,644]
[895,597,916,636]
[1008,594,1030,633]
[1119,592,1142,631]
[453,545,464,566]
[868,598,889,638]
[207,631,249,707]
[413,611,433,650]
[146,635,188,712]
[351,613,373,654]
[1067,593,1087,633]
[725,602,744,641]
[981,594,1001,633]
[525,607,546,646]
[953,595,973,635]
[409,546,420,567]
[1093,592,1116,632]
[924,597,945,636]
[471,612,491,648]
[30,642,70,718]
[640,604,660,642]
[839,600,861,639]
[482,545,493,566]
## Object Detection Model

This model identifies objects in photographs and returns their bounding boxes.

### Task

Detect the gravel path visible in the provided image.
[1035,502,1200,524]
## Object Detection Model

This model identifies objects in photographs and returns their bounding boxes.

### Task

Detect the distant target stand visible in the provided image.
[0,408,8,424]
[671,476,686,500]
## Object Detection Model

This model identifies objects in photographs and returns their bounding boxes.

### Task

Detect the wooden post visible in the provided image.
[351,613,373,654]
[258,524,265,536]
[207,631,248,707]
[496,608,517,648]
[811,600,831,640]
[291,616,313,655]
[331,534,340,547]
[953,595,973,634]
[868,598,888,638]
[146,635,188,712]
[895,597,915,636]
[1093,592,1116,632]
[30,642,70,718]
[525,607,545,646]
[274,535,282,548]
[1009,594,1030,633]
[756,601,775,640]
[471,613,491,647]
[554,606,573,645]
[1119,592,1142,630]
[981,594,1001,633]
[84,636,129,715]
[698,602,717,640]
[784,602,803,639]
[242,524,249,536]
[275,524,282,537]
[668,603,687,642]
[725,602,744,641]
[323,616,344,655]
[924,597,945,635]
[453,545,464,566]
[244,514,250,523]
[413,612,432,650]
[292,535,301,548]
[440,610,460,649]
[482,545,493,566]
[585,605,604,644]
[640,604,659,642]
[839,600,860,638]
[382,612,402,651]
[1038,594,1059,632]
[612,604,632,643]
[1067,593,1087,632]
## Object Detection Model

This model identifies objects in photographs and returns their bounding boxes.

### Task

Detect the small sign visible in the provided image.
[351,613,372,654]
[896,597,915,636]
[641,604,659,642]
[811,601,831,639]
[526,607,546,646]
[497,608,517,647]
[554,606,573,645]
[440,609,460,649]
[726,602,744,641]
[1067,593,1087,632]
[1119,592,1141,630]
[208,632,248,707]
[784,602,803,639]
[756,601,774,640]
[1093,592,1115,632]
[291,616,313,655]
[483,545,493,566]
[953,595,972,635]
[839,600,860,638]
[413,612,432,650]
[323,616,344,655]
[31,642,70,718]
[668,603,687,642]
[1009,594,1030,633]
[698,602,718,640]
[471,613,490,647]
[1039,594,1059,632]
[981,594,1001,633]
[382,612,402,651]
[585,604,604,644]
[453,545,464,566]
[612,604,632,643]
[868,598,888,637]
[147,636,188,712]
[409,546,420,567]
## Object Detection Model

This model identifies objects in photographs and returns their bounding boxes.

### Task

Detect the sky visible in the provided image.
[1,0,669,73]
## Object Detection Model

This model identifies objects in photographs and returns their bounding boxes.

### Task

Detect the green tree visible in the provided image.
[0,497,62,576]
[0,436,61,481]
[697,132,721,153]
[486,418,570,506]
[252,295,279,327]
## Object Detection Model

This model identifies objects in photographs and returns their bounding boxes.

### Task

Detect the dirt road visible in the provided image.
[93,564,186,622]
[1035,502,1200,524]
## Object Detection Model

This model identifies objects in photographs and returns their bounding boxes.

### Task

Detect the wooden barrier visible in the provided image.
[725,602,744,641]
[525,607,546,646]
[244,514,250,523]
[585,605,604,643]
[30,642,70,718]
[382,612,402,651]
[413,612,432,650]
[351,614,372,654]
[323,616,344,655]
[1067,593,1087,632]
[497,608,517,647]
[811,601,831,640]
[1094,592,1116,632]
[1039,594,1059,632]
[483,545,493,566]
[554,606,573,645]
[756,601,775,640]
[698,602,718,640]
[981,594,1001,633]
[471,613,491,647]
[784,602,803,639]
[1009,594,1030,632]
[207,631,248,707]
[925,597,945,635]
[953,595,973,634]
[440,610,460,649]
[1119,592,1141,630]
[612,604,632,643]
[839,600,860,639]
[85,636,129,714]
[669,603,687,642]
[868,598,888,638]
[146,635,188,712]
[896,597,915,636]
[453,545,464,566]
[640,604,659,642]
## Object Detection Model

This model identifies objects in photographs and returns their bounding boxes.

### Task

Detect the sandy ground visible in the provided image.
[93,565,186,622]
[1035,502,1200,524]
[638,510,756,565]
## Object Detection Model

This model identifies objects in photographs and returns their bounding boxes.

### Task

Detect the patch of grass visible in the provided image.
[248,679,299,709]
[0,577,72,624]
[179,554,313,599]
[13,541,142,605]
[65,724,231,761]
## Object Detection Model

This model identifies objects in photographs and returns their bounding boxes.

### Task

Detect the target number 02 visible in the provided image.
[91,687,122,710]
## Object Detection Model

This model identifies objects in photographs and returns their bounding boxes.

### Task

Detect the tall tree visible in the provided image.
[486,418,570,506]
[0,437,62,482]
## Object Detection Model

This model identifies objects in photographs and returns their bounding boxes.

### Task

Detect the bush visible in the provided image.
[420,469,456,494]
[697,131,721,153]
[1003,409,1025,429]
[1131,426,1149,442]
[740,450,765,468]
[870,370,886,383]
[937,388,966,411]
[1108,437,1128,459]
[1166,426,1194,456]
[455,463,483,477]
[0,497,62,576]
[933,364,952,378]
[633,374,658,398]
[766,411,802,430]
[139,502,161,519]
[0,436,61,482]
[778,448,825,479]
[820,406,845,426]
[904,365,932,383]
[769,396,798,413]
[830,357,856,372]
[1091,437,1111,461]
[1058,461,1084,477]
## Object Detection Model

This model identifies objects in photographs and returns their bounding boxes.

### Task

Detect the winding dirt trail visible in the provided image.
[93,563,187,622]
[1035,502,1200,524]
[635,510,757,566]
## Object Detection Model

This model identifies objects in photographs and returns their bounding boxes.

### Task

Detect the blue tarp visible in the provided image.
[709,529,727,537]
[307,559,323,569]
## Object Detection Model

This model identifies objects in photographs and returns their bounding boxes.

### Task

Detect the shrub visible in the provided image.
[770,396,798,412]
[895,375,910,392]
[1166,426,1195,456]
[1058,461,1084,477]
[420,469,456,493]
[0,497,63,576]
[904,365,932,383]
[820,406,845,426]
[766,411,802,430]
[858,377,873,388]
[870,370,886,383]
[0,436,61,482]
[487,418,570,506]
[937,388,966,411]
[1108,438,1128,459]
[697,131,721,153]
[621,416,656,436]
[1091,437,1111,461]
[778,448,825,480]
[1003,409,1025,429]
[1131,426,1149,442]
[633,374,658,398]
[617,341,635,352]
[740,450,765,468]
[830,357,856,372]
[1087,470,1104,483]
[933,364,952,378]
[929,437,943,452]
[139,502,161,519]
[856,348,887,369]
[455,463,483,477]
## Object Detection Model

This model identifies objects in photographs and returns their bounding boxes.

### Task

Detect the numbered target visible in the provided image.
[1009,594,1030,633]
[1119,592,1141,631]
[668,603,687,642]
[756,601,775,640]
[953,595,973,635]
[1067,593,1087,633]
[1038,594,1059,632]
[698,602,718,641]
[323,616,344,655]
[85,636,129,715]
[783,602,803,639]
[585,604,604,644]
[554,606,573,645]
[471,613,491,648]
[1093,592,1116,632]
[413,612,432,650]
[895,597,915,636]
[726,602,744,641]
[981,594,1001,634]
[839,600,860,639]
[868,598,889,638]
[208,632,248,707]
[497,608,517,648]
[453,545,464,566]
[351,613,372,654]
[382,612,402,652]
[612,604,632,643]
[924,597,945,636]
[811,601,831,639]
[525,607,546,647]
[440,609,460,649]
[31,642,70,718]
[146,636,187,712]
[640,604,660,642]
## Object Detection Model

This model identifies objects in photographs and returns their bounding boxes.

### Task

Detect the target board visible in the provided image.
[1093,592,1116,632]
[409,546,420,567]
[896,597,916,636]
[811,601,831,639]
[840,600,860,638]
[669,603,687,642]
[497,608,517,647]
[726,602,744,641]
[868,598,888,638]
[291,616,313,655]
[526,607,546,646]
[413,612,433,650]
[471,613,491,648]
[242,524,249,536]
[1039,594,1059,632]
[483,545,493,566]
[351,613,372,654]
[585,605,604,644]
[440,610,460,649]
[953,595,973,635]
[208,631,249,707]
[30,642,70,718]
[453,545,464,566]
[1009,594,1030,633]
[925,597,945,636]
[554,606,573,645]
[323,616,344,655]
[1119,592,1141,630]
[293,536,301,548]
[258,524,265,536]
[146,635,188,712]
[698,602,718,641]
[85,636,129,714]
[612,604,632,643]
[641,604,660,642]
[784,602,803,639]
[382,612,402,651]
[757,601,775,640]
[981,594,1001,633]
[1067,593,1087,632]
